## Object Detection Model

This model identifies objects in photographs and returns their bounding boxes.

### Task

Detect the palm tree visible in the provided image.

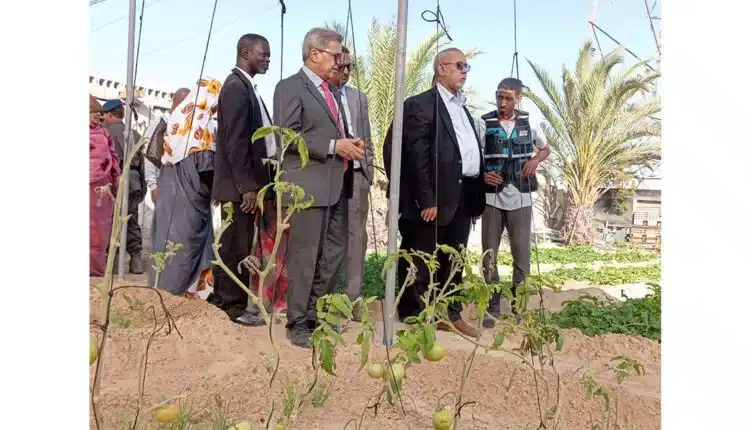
[524,41,661,245]
[325,19,483,169]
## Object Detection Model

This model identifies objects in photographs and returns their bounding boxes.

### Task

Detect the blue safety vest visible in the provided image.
[482,109,538,193]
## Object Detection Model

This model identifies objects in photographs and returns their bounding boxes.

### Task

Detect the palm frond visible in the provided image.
[524,41,661,209]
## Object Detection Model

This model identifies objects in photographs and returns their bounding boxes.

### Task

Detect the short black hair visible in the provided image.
[236,33,268,56]
[497,77,525,95]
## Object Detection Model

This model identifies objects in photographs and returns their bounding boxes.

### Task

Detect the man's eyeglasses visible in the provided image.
[441,61,471,72]
[339,63,355,72]
[315,48,343,62]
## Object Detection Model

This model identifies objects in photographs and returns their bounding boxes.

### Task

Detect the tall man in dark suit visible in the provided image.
[273,27,366,347]
[383,48,485,338]
[328,46,374,321]
[209,33,275,326]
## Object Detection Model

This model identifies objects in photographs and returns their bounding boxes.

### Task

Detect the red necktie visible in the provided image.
[321,83,348,171]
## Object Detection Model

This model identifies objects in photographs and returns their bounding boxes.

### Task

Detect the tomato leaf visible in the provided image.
[330,294,352,318]
[358,332,371,371]
[492,332,505,349]
[325,312,341,327]
[319,339,336,376]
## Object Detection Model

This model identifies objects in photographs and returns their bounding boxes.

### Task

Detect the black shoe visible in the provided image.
[287,324,312,348]
[483,309,500,329]
[129,252,145,274]
[233,310,266,327]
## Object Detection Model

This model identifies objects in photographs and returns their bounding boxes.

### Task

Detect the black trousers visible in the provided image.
[126,189,143,254]
[207,201,256,320]
[396,182,473,322]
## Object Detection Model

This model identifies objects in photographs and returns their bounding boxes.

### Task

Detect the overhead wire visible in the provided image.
[139,1,279,58]
[132,0,147,86]
[90,0,168,33]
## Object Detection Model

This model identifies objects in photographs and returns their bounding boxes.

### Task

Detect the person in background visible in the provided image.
[209,33,276,325]
[148,81,219,299]
[143,88,191,205]
[478,77,549,327]
[383,47,485,338]
[328,46,374,322]
[273,27,365,347]
[89,95,121,276]
[101,99,146,274]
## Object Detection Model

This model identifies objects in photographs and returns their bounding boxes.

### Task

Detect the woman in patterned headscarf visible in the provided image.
[89,95,121,276]
[149,78,222,298]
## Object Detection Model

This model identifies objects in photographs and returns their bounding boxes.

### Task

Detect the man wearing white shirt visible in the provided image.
[328,46,374,320]
[382,47,486,338]
[209,33,276,326]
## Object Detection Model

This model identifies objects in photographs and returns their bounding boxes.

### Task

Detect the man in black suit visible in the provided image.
[384,47,485,338]
[209,33,275,326]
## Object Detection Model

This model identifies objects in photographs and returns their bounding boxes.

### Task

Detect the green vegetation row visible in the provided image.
[544,284,661,341]
[464,244,658,266]
[348,253,661,299]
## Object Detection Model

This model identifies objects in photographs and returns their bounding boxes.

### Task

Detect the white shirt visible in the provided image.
[234,67,277,157]
[144,112,170,190]
[301,66,344,155]
[436,83,481,177]
[475,113,548,211]
[339,85,362,169]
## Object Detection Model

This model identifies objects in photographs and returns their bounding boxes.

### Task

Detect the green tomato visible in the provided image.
[366,363,385,379]
[384,363,405,383]
[433,408,454,430]
[154,405,181,423]
[424,342,447,362]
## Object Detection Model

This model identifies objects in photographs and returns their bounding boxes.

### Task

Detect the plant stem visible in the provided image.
[91,135,148,429]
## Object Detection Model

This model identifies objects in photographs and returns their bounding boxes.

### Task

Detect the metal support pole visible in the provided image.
[118,0,137,279]
[383,0,409,346]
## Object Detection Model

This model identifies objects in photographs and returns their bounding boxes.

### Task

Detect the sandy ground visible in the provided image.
[90,281,660,430]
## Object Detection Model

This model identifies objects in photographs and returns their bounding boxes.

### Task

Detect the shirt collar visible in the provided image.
[234,67,257,89]
[436,83,466,106]
[302,65,325,88]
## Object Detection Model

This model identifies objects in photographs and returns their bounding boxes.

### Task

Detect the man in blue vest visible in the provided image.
[477,77,549,327]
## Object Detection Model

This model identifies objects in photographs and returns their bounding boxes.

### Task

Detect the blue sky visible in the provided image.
[89,0,660,120]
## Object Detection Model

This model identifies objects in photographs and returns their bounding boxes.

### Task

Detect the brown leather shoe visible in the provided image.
[438,319,480,338]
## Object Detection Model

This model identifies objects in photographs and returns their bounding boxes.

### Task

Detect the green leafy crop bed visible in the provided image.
[546,284,662,341]
[349,252,660,299]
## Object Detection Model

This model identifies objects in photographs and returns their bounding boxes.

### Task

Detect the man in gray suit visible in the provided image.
[328,46,374,321]
[273,28,366,348]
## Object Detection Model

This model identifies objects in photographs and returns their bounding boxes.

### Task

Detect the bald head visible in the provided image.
[432,48,469,94]
[170,88,190,113]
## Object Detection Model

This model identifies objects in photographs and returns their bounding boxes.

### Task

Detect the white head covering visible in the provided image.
[161,77,222,166]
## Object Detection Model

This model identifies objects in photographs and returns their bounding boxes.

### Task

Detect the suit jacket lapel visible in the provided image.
[298,69,337,126]
[434,88,460,152]
[232,68,264,126]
